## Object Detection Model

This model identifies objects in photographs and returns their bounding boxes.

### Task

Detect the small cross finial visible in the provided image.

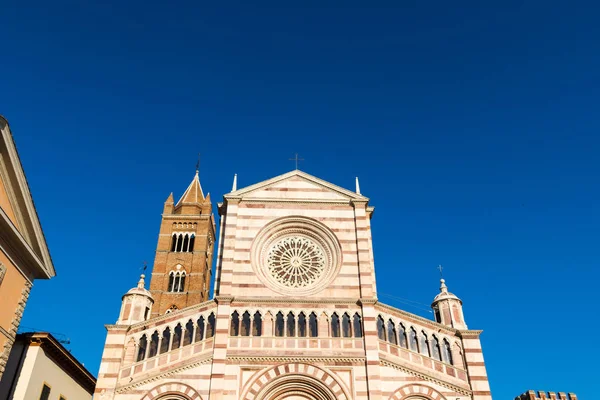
[289,153,304,170]
[437,264,443,278]
[141,261,147,272]
[196,153,200,173]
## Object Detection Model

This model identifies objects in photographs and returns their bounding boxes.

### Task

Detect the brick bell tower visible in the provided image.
[149,169,216,316]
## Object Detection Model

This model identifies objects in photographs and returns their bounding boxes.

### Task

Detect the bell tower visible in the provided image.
[149,170,215,316]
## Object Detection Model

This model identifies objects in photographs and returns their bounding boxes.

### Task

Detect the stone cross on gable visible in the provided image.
[289,153,304,170]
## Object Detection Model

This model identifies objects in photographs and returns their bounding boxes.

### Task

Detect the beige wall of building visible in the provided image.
[0,116,56,380]
[0,333,96,400]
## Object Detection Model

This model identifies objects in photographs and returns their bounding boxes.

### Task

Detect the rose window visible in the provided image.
[266,236,326,288]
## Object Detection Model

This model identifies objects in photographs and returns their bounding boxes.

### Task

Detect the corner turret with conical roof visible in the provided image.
[431,278,467,329]
[117,274,154,325]
[148,170,216,316]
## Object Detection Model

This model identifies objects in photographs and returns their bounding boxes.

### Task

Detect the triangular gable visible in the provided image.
[227,170,368,202]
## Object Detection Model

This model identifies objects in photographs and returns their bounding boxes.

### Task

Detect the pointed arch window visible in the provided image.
[331,313,340,337]
[176,234,183,252]
[189,234,195,251]
[442,339,453,365]
[387,319,397,345]
[275,312,285,337]
[160,327,171,354]
[168,270,186,292]
[206,313,216,338]
[431,335,442,361]
[171,232,196,253]
[196,316,205,342]
[230,311,240,336]
[172,324,182,350]
[252,312,262,336]
[241,311,251,336]
[353,313,362,338]
[286,312,296,337]
[183,320,194,346]
[377,316,386,341]
[342,313,351,338]
[419,331,430,356]
[408,327,418,352]
[137,334,147,362]
[148,331,159,358]
[182,235,189,253]
[398,323,408,348]
[298,312,307,337]
[309,312,318,337]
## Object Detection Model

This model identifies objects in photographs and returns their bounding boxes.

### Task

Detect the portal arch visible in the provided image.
[241,363,350,400]
[388,384,447,400]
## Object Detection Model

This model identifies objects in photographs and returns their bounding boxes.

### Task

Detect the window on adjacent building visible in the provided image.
[39,384,51,400]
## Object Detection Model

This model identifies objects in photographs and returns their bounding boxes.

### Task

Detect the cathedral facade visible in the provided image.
[94,170,492,400]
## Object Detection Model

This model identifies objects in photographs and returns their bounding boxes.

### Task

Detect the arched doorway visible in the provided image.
[241,363,350,400]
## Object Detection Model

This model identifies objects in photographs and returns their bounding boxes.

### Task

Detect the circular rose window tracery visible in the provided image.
[251,216,342,296]
[266,236,326,288]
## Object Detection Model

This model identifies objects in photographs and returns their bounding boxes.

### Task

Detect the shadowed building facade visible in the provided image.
[0,117,55,381]
[94,170,493,400]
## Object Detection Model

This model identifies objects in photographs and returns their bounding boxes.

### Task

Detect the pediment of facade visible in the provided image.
[226,170,368,203]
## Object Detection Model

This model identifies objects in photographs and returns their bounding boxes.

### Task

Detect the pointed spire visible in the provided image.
[176,170,205,206]
[137,274,146,289]
[355,177,361,195]
[165,192,174,203]
[231,173,238,192]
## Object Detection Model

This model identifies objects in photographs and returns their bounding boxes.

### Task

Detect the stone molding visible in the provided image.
[116,355,213,393]
[231,297,361,305]
[128,299,217,331]
[389,383,448,400]
[380,358,471,396]
[140,382,202,400]
[376,302,459,336]
[228,356,366,364]
[239,361,352,400]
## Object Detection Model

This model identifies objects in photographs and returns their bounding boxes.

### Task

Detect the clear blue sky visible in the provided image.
[4,1,598,398]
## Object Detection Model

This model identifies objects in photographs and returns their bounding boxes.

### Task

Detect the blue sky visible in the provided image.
[3,1,598,398]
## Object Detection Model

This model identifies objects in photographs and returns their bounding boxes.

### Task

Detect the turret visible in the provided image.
[431,278,467,329]
[117,274,154,325]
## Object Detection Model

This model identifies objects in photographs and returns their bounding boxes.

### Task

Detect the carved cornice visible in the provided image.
[116,355,213,393]
[228,356,366,364]
[379,357,472,396]
[129,299,217,331]
[457,329,483,338]
[358,298,378,305]
[231,297,361,306]
[237,198,353,205]
[215,296,234,304]
[376,302,459,336]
